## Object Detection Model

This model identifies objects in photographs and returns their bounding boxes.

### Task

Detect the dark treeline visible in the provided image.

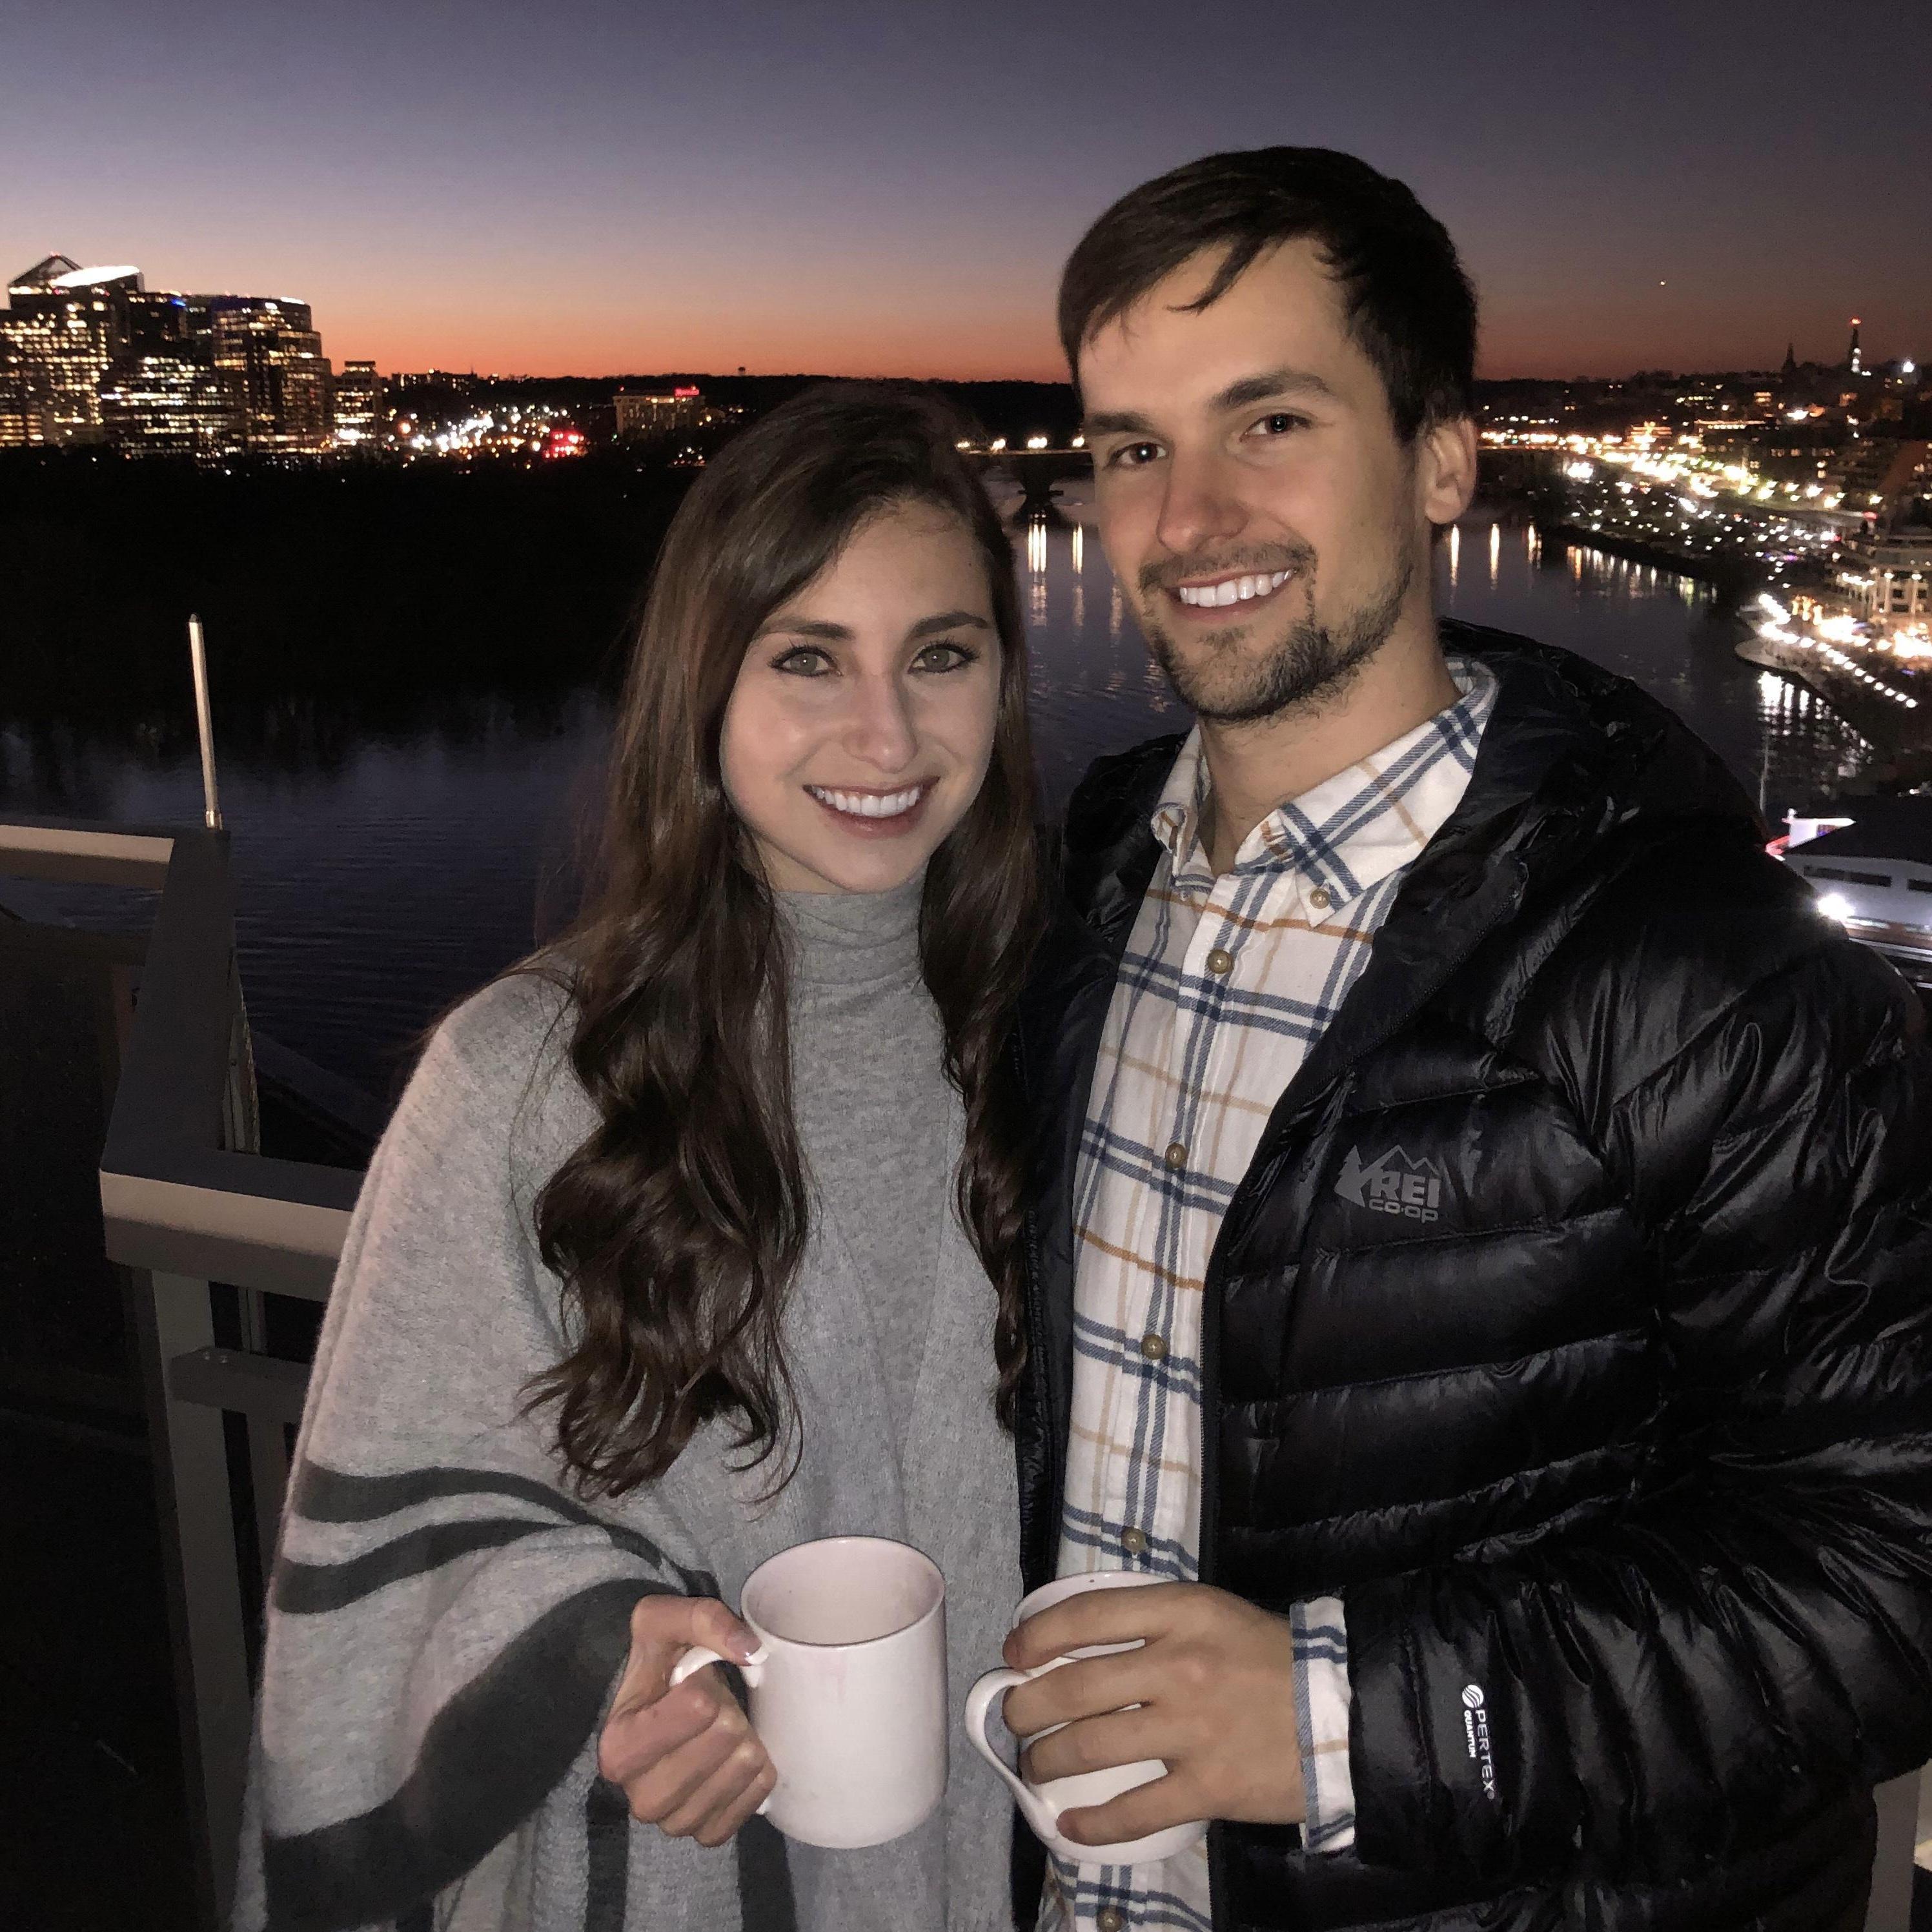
[396,374,1081,446]
[0,452,693,755]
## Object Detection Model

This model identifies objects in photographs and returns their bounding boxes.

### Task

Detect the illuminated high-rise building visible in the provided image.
[331,360,387,447]
[1,257,144,444]
[0,331,34,446]
[99,353,241,456]
[95,285,243,454]
[1848,317,1864,376]
[1,259,338,455]
[207,297,333,452]
[615,386,707,440]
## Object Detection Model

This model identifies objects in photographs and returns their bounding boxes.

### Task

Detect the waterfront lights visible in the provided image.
[1026,434,1048,450]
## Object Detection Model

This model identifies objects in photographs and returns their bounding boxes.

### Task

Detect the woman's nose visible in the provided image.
[843,671,918,772]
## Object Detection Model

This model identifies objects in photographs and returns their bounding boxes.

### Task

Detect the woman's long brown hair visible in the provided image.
[518,383,1039,1500]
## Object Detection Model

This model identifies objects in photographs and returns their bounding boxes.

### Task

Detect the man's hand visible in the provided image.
[1001,1581,1305,1847]
[596,1594,775,1847]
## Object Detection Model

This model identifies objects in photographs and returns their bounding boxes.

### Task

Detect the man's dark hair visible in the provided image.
[1058,147,1477,441]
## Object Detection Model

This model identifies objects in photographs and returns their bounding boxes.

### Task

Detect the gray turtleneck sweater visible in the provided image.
[782,874,953,1449]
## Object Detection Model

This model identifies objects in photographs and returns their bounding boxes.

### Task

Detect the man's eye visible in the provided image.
[1107,442,1163,469]
[1254,412,1308,438]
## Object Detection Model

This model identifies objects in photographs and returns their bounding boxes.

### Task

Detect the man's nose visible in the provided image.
[1154,449,1246,558]
[844,671,919,772]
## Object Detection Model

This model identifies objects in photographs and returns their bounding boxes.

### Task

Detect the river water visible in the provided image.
[0,493,1878,1101]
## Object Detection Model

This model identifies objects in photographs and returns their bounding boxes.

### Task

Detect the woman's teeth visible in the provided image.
[1176,569,1293,609]
[806,785,925,819]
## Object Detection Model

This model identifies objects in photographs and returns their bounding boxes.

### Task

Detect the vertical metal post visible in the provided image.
[136,1268,252,1932]
[1865,1769,1922,1932]
[188,616,224,833]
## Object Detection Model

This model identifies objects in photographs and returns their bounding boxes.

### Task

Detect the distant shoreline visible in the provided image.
[1530,516,1759,599]
[1733,627,1932,762]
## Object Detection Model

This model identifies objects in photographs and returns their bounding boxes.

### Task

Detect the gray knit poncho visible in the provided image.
[232,881,1022,1932]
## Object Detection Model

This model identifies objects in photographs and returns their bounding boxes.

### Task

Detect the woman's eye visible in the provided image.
[913,641,976,673]
[773,646,833,676]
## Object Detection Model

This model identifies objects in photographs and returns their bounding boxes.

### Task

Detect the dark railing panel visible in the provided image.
[5,815,356,1931]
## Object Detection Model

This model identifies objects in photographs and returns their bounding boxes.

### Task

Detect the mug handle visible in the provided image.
[667,1644,773,1816]
[668,1642,768,1689]
[964,1667,1063,1846]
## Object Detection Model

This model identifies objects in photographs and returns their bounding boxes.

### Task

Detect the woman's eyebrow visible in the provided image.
[907,610,991,640]
[753,609,990,644]
[752,615,851,642]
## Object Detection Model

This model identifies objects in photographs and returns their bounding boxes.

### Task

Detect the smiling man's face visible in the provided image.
[1079,236,1462,724]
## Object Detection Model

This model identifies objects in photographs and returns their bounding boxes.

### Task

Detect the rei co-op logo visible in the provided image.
[1334,1143,1447,1223]
[1461,1684,1499,1802]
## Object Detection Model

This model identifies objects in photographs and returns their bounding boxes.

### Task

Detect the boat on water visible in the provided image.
[1775,795,1932,988]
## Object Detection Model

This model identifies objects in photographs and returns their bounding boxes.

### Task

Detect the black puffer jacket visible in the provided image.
[1012,624,1932,1932]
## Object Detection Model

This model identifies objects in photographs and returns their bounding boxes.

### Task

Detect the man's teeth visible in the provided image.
[807,785,924,819]
[1176,569,1293,609]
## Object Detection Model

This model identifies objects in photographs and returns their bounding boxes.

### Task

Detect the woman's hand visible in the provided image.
[596,1594,775,1847]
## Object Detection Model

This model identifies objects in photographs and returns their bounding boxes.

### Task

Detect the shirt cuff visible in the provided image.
[1290,1595,1355,1854]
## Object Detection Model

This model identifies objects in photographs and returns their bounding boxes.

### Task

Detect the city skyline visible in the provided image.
[5,245,1918,389]
[3,0,1926,384]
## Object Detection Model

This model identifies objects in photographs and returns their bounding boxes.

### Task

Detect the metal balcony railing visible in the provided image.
[1,811,1924,1931]
[3,815,354,1931]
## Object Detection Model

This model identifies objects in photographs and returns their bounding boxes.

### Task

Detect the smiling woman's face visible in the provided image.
[719,498,1002,895]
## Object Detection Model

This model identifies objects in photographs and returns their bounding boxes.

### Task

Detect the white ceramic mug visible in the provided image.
[964,1570,1207,1866]
[669,1534,947,1849]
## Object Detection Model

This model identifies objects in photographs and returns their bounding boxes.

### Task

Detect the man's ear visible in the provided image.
[1418,415,1479,529]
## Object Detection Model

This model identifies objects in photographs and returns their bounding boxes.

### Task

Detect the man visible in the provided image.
[1004,147,1932,1932]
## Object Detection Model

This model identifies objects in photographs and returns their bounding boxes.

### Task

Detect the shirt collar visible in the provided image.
[1150,655,1498,906]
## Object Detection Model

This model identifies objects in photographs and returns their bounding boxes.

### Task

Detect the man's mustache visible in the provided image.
[1137,540,1317,596]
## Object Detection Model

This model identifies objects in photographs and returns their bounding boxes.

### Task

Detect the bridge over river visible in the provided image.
[973,446,1091,520]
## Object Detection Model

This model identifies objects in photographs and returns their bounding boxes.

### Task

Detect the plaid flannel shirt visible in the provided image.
[1041,658,1497,1932]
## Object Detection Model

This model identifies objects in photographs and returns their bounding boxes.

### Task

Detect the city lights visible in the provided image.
[1492,349,1931,741]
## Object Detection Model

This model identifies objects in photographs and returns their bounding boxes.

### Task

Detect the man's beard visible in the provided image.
[1138,540,1414,726]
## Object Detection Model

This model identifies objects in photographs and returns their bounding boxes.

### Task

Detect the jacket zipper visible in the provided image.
[1196,856,1532,1587]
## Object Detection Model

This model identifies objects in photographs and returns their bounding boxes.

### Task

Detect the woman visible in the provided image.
[235,385,1040,1932]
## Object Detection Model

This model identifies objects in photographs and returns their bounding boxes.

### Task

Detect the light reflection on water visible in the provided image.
[0,493,1876,1096]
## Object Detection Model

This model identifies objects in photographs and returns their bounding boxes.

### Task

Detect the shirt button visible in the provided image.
[1205,946,1234,975]
[1308,886,1333,911]
[1098,1912,1126,1932]
[1139,1332,1168,1362]
[1120,1528,1148,1557]
[1163,1141,1187,1171]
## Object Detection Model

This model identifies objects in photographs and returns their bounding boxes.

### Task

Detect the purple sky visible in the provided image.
[4,0,1924,381]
